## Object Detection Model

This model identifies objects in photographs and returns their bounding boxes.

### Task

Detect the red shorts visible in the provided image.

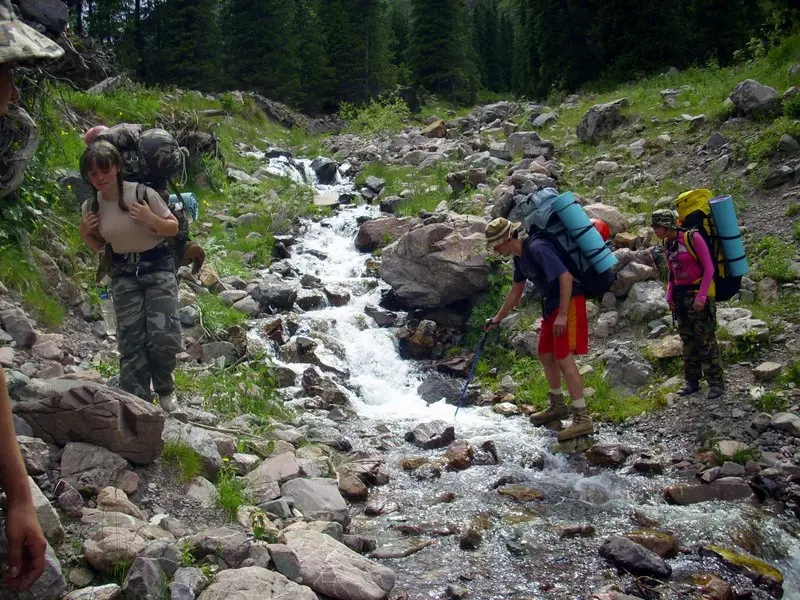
[538,296,589,360]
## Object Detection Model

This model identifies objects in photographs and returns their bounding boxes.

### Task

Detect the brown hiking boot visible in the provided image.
[530,393,569,426]
[557,407,594,442]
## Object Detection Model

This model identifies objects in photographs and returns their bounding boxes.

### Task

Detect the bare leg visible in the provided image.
[538,352,562,389]
[557,354,583,401]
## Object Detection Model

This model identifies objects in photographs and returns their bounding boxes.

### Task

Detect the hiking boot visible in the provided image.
[158,392,177,412]
[557,407,594,442]
[707,386,725,400]
[530,393,569,426]
[677,381,700,397]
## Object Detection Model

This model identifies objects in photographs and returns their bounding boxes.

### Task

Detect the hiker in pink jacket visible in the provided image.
[651,209,724,399]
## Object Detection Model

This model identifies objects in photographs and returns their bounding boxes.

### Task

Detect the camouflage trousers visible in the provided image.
[110,257,181,400]
[675,289,724,387]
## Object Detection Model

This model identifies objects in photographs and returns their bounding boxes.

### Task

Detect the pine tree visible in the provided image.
[145,0,221,91]
[294,0,335,113]
[225,0,300,101]
[410,0,477,104]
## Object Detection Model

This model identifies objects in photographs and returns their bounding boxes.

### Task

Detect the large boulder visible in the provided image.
[285,529,396,600]
[576,98,630,143]
[196,566,317,600]
[728,79,780,118]
[18,0,69,34]
[355,217,413,252]
[13,382,165,464]
[380,217,489,309]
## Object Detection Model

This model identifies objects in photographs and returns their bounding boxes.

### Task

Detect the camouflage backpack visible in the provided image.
[92,125,205,279]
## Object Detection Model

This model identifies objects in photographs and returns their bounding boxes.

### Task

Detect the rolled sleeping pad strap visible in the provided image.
[552,192,618,273]
[709,194,749,277]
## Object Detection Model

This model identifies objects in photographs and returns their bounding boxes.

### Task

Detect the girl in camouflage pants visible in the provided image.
[78,142,182,411]
[651,209,725,400]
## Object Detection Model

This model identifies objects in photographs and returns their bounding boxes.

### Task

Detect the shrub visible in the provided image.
[340,96,410,137]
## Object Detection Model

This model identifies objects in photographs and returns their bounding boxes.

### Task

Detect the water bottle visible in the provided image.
[100,291,117,336]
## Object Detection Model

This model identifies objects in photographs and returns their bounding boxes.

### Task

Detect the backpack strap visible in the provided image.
[683,229,698,262]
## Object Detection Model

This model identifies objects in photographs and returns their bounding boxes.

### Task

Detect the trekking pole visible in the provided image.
[454,330,489,418]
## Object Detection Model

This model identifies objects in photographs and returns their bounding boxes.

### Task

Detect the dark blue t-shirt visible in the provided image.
[513,237,568,316]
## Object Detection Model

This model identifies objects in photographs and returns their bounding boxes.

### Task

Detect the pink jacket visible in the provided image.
[665,231,715,305]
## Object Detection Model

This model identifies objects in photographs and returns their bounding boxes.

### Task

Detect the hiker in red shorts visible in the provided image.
[484,218,593,441]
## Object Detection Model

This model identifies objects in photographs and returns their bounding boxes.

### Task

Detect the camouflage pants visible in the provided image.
[110,258,181,400]
[675,290,724,387]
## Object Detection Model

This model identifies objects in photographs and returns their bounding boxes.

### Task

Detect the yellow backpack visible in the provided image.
[674,189,742,301]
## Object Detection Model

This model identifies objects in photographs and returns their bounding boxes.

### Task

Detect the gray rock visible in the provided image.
[763,165,794,189]
[310,157,338,185]
[17,434,50,475]
[18,0,69,34]
[770,412,800,436]
[83,527,148,575]
[195,566,316,600]
[280,477,350,526]
[707,131,727,150]
[187,527,251,568]
[0,308,36,347]
[61,442,128,494]
[266,544,301,582]
[379,218,489,309]
[620,281,669,323]
[404,420,455,449]
[232,296,259,317]
[599,536,671,578]
[728,79,780,117]
[778,134,800,154]
[28,476,64,542]
[122,557,166,600]
[63,584,121,600]
[178,305,198,327]
[506,132,554,159]
[285,529,396,600]
[532,111,557,127]
[0,534,66,600]
[218,290,248,306]
[576,98,629,143]
[163,422,223,480]
[142,540,181,577]
[172,567,209,596]
[251,279,298,311]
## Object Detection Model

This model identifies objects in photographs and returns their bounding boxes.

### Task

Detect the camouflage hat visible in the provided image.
[485,217,520,249]
[0,0,63,65]
[651,209,678,230]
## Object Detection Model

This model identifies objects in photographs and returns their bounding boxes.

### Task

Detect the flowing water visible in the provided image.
[248,159,800,598]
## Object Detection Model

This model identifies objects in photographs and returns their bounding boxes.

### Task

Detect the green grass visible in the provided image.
[174,358,293,428]
[753,236,796,282]
[215,462,250,520]
[714,445,760,466]
[750,390,788,413]
[161,439,203,482]
[195,294,248,337]
[355,161,455,217]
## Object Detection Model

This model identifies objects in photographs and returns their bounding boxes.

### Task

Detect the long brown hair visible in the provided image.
[80,141,125,212]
